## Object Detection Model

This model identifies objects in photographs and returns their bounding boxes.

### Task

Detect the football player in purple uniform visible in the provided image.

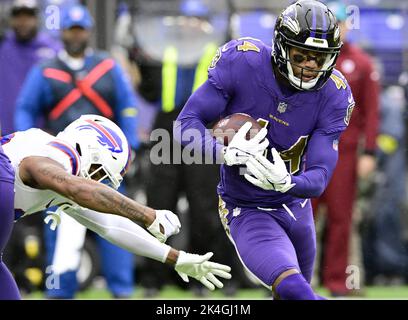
[175,0,354,300]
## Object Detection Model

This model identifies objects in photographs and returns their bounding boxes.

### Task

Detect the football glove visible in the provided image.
[223,122,269,166]
[175,251,232,291]
[244,148,295,193]
[147,210,181,243]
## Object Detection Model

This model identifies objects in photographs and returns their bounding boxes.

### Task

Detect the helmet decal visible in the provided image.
[281,5,300,35]
[77,119,123,153]
[58,115,130,190]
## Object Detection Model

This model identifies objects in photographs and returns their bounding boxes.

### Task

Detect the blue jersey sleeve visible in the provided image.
[111,63,139,150]
[14,65,53,131]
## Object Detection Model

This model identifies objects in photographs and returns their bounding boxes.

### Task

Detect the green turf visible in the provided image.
[23,285,408,300]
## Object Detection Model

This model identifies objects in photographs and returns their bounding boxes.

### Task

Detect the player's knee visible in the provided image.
[273,271,318,300]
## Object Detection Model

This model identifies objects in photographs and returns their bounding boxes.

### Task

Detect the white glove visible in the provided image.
[244,148,295,193]
[223,122,269,166]
[175,251,232,291]
[147,210,181,243]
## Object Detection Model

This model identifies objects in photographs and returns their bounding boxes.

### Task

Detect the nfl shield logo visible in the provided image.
[333,139,339,151]
[277,102,287,113]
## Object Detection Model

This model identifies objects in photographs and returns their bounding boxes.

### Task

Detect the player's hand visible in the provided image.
[223,122,269,166]
[147,210,181,243]
[244,148,295,192]
[175,251,232,291]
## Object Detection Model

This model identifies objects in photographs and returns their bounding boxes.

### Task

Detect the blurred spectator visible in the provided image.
[0,0,60,135]
[14,4,139,299]
[312,1,380,296]
[361,84,408,284]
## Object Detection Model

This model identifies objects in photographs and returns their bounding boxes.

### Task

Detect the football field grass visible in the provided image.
[23,285,408,300]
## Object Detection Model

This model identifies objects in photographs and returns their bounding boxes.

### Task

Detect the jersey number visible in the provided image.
[279,136,309,174]
[330,74,347,90]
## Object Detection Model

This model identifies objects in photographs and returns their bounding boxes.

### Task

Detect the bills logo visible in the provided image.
[77,120,123,153]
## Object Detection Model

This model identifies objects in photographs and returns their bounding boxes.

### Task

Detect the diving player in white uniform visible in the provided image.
[0,114,231,299]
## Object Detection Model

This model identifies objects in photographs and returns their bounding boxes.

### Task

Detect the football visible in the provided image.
[212,113,263,146]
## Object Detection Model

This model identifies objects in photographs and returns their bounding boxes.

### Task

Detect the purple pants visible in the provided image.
[0,146,20,299]
[219,198,316,287]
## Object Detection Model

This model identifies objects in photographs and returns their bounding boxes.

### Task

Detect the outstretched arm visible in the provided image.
[63,207,232,291]
[20,156,232,290]
[19,156,156,225]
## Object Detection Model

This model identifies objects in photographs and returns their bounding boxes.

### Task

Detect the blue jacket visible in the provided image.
[15,50,139,149]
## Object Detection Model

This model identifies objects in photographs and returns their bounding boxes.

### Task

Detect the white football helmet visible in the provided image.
[57,114,131,190]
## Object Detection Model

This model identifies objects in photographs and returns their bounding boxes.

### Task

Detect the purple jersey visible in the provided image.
[176,38,354,208]
[0,145,20,299]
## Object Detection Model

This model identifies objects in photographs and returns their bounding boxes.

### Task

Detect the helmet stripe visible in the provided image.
[310,5,317,38]
[84,119,119,148]
[48,141,80,176]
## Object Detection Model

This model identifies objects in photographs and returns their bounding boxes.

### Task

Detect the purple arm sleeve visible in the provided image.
[174,80,228,163]
[288,130,342,198]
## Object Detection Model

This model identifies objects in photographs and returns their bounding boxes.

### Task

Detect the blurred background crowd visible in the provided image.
[1,0,408,299]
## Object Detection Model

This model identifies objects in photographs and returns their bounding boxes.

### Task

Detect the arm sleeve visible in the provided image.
[112,63,140,150]
[289,129,342,198]
[174,80,228,163]
[65,208,172,263]
[14,65,52,131]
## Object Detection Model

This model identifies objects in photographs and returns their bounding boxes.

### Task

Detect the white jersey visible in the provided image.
[1,128,81,219]
[1,128,173,265]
